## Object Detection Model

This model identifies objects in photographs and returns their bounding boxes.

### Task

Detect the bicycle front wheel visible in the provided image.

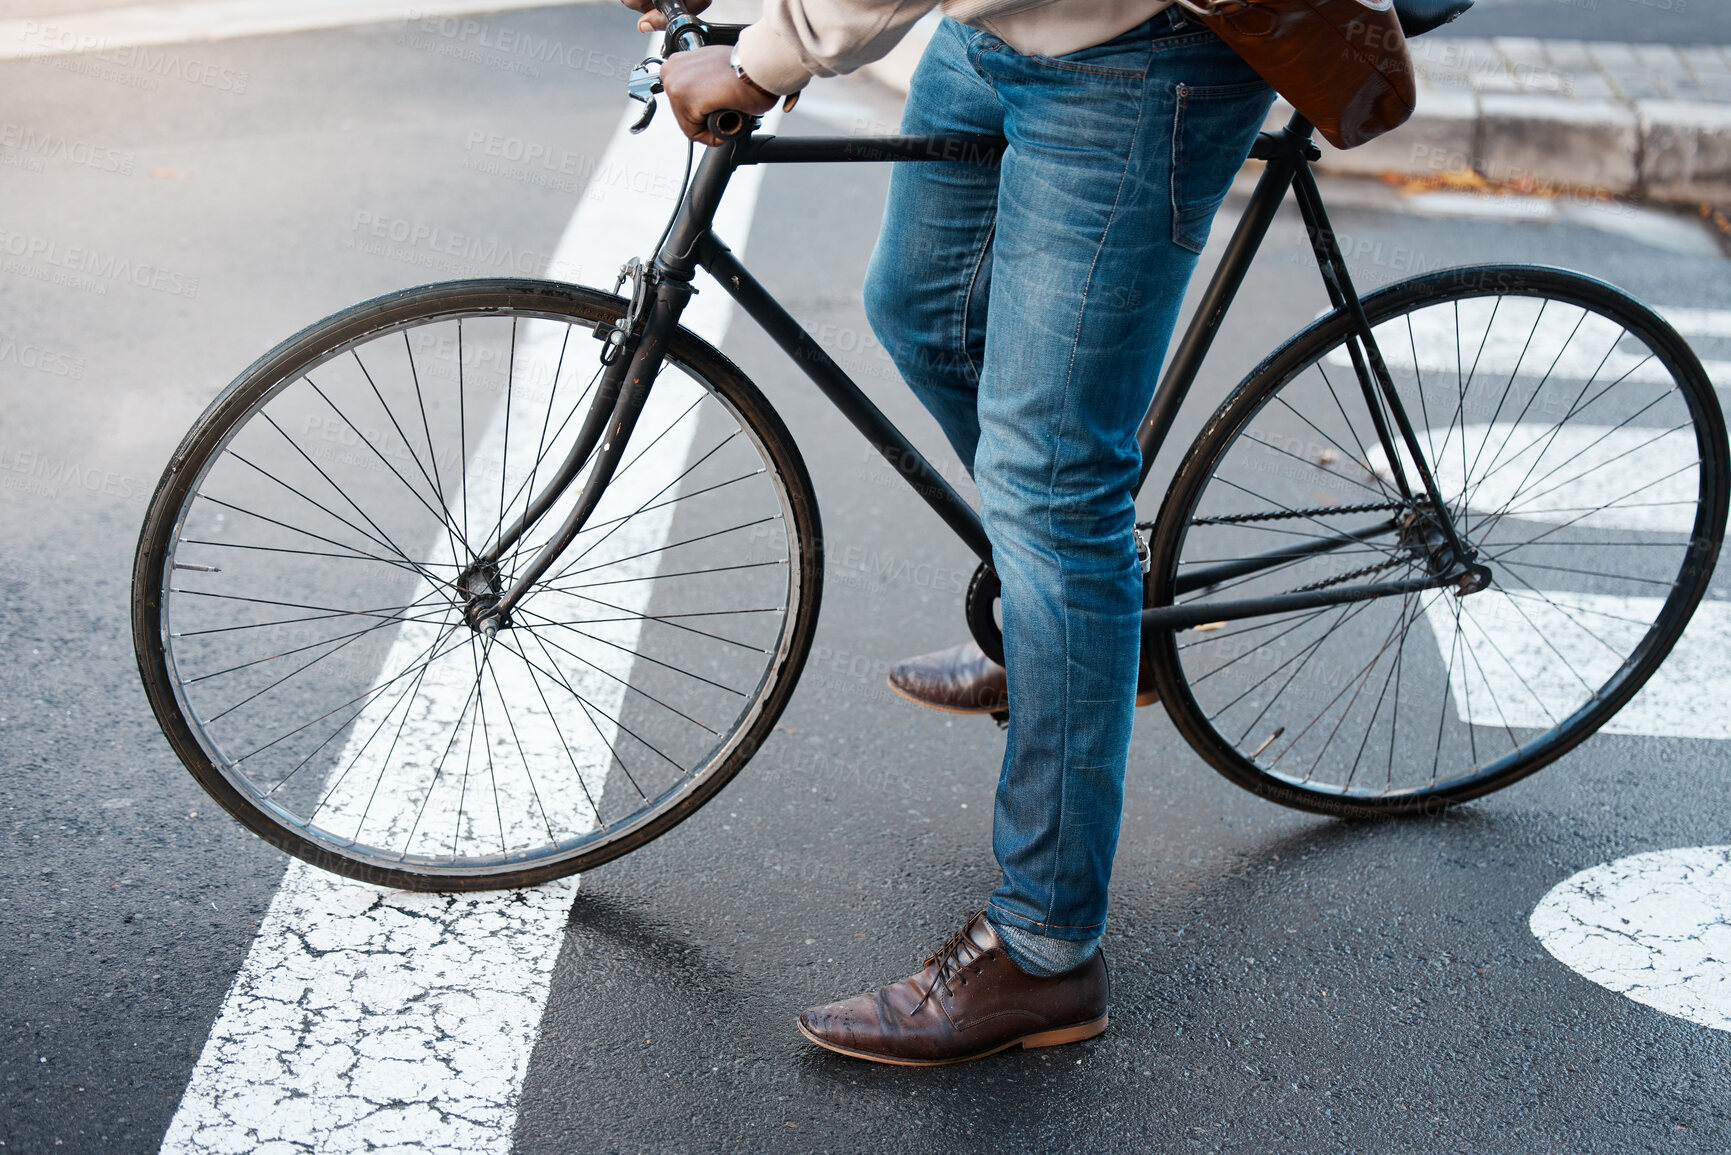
[1148,266,1728,816]
[133,279,822,889]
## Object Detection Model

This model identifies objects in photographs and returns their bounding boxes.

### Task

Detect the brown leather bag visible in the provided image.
[1177,0,1418,150]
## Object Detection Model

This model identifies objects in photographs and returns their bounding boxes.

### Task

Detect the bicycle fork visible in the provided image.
[459,269,692,638]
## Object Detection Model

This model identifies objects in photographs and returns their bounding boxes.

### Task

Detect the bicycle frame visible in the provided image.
[477,108,1483,644]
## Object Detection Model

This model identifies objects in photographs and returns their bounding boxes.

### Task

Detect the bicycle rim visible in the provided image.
[1149,266,1728,814]
[134,280,820,887]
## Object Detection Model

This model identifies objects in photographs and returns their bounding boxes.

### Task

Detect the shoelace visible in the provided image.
[910,916,996,1015]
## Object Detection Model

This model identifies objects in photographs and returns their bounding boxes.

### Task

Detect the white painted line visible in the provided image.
[161,94,780,1153]
[1368,410,1727,740]
[1423,592,1731,741]
[1404,191,1557,221]
[1368,421,1702,534]
[0,0,603,61]
[1660,306,1731,341]
[1332,299,1731,389]
[1532,847,1731,1033]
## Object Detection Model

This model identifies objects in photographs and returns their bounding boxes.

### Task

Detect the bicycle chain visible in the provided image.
[1288,554,1410,594]
[1187,500,1409,527]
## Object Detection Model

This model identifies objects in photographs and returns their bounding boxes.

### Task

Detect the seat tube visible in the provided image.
[1133,149,1300,497]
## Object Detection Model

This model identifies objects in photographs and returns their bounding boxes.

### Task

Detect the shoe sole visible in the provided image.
[886,678,1156,713]
[885,678,1007,716]
[886,678,1158,715]
[795,1013,1108,1067]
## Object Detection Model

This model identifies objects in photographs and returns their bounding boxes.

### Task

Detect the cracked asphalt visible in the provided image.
[2,4,1730,1152]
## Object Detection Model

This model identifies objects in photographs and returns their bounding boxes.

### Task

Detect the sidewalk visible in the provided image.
[864,24,1731,209]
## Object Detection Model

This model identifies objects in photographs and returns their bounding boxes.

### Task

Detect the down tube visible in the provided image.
[696,234,995,563]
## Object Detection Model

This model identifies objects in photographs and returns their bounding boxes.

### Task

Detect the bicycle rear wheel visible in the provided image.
[133,279,821,889]
[1148,266,1728,816]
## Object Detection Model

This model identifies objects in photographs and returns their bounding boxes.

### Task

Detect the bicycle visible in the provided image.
[131,0,1729,890]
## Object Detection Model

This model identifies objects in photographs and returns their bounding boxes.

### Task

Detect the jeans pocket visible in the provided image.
[1170,79,1275,254]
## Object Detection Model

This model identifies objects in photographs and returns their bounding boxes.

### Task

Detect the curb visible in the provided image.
[863,25,1731,208]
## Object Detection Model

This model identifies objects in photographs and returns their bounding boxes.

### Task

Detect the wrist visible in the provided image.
[728,44,777,101]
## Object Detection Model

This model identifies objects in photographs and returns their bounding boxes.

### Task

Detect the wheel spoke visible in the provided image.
[147,294,812,884]
[1154,275,1722,809]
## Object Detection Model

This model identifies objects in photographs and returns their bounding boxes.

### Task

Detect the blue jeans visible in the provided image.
[864,10,1273,947]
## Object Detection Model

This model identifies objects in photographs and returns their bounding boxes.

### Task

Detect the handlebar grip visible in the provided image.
[705,110,750,139]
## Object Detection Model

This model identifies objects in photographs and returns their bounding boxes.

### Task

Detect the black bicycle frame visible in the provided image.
[483,110,1477,637]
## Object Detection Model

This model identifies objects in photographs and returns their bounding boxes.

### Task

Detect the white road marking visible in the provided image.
[1423,592,1731,741]
[1368,421,1701,534]
[1364,409,1726,740]
[1531,847,1731,1033]
[0,0,602,60]
[1329,299,1731,389]
[1404,191,1556,221]
[160,96,780,1153]
[1660,307,1731,341]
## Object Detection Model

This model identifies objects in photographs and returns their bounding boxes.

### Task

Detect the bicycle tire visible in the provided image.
[1147,265,1728,817]
[133,278,822,889]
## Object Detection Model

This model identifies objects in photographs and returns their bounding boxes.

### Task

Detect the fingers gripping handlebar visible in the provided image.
[654,0,707,52]
[624,0,753,139]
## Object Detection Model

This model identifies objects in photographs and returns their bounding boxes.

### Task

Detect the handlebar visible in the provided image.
[654,0,706,53]
[651,0,754,141]
[623,0,755,140]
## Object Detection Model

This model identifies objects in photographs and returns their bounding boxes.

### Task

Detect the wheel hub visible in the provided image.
[458,563,510,634]
[1398,504,1490,595]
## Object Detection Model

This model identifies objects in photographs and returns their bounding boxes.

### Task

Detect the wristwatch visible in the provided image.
[730,43,799,112]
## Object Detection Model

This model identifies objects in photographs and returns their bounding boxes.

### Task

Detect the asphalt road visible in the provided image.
[2,4,1730,1153]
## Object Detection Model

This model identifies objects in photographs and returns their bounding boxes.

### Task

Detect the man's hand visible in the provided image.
[618,1,774,145]
[619,0,710,34]
[657,45,778,146]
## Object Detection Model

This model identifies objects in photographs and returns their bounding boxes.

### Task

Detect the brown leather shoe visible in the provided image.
[886,641,1159,715]
[796,912,1108,1066]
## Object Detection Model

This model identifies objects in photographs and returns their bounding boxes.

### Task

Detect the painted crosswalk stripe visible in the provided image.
[1328,301,1731,389]
[1372,412,1730,741]
[1660,307,1731,341]
[1424,592,1731,742]
[159,99,779,1154]
[0,0,606,61]
[1532,847,1731,1032]
[1368,421,1701,534]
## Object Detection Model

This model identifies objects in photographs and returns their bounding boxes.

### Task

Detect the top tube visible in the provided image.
[736,134,1007,166]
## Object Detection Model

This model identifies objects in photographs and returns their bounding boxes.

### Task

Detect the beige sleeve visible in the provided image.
[734,0,938,93]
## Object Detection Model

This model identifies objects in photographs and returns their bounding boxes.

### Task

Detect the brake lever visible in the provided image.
[627,58,663,134]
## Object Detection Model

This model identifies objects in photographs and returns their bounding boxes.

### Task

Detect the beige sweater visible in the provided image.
[736,0,1177,93]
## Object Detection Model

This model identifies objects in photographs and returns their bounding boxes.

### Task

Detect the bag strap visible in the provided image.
[1172,0,1252,15]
